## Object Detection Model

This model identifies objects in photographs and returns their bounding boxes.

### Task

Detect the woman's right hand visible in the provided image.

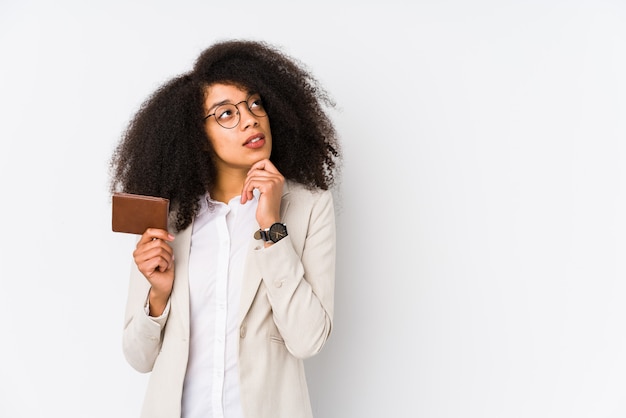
[133,228,175,316]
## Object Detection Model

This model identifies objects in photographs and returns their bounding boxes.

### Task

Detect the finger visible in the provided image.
[134,246,174,277]
[246,170,279,182]
[137,250,173,276]
[244,169,283,186]
[241,179,266,204]
[247,158,278,174]
[137,228,174,245]
[241,174,269,203]
[136,238,174,262]
[240,180,255,204]
[135,235,174,256]
[143,256,170,275]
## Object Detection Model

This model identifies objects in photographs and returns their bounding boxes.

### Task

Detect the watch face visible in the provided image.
[269,223,288,242]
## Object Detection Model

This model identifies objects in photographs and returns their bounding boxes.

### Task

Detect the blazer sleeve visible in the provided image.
[254,189,336,359]
[121,261,169,373]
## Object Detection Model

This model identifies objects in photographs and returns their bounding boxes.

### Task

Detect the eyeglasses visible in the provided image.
[203,94,267,129]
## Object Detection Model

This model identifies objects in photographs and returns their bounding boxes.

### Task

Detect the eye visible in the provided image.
[217,105,236,121]
[249,97,264,110]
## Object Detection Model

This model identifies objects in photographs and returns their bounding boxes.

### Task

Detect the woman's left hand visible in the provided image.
[241,158,284,228]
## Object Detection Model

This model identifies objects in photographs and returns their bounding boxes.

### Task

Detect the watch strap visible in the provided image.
[254,223,288,243]
[254,228,270,241]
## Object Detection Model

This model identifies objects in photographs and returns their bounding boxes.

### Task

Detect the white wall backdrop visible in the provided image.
[1,1,625,417]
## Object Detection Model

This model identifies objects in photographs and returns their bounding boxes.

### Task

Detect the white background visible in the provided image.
[1,1,625,417]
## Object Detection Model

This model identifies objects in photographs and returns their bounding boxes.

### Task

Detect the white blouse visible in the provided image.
[181,192,259,418]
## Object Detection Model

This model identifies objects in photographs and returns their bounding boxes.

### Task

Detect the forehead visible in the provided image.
[204,83,251,100]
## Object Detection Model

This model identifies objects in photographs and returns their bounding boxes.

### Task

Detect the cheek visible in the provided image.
[205,131,237,158]
[203,131,215,152]
[204,127,225,151]
[262,119,272,146]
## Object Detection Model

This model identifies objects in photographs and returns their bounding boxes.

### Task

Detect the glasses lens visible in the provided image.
[247,96,267,118]
[211,96,267,129]
[215,104,239,129]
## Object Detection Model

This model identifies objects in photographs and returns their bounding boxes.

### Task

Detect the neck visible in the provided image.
[211,168,247,204]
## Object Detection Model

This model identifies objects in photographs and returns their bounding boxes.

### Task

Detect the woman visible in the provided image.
[109,39,341,418]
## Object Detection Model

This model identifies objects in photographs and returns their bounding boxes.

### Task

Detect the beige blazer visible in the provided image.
[122,181,336,418]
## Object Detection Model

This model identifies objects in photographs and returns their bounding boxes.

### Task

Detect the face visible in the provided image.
[203,83,272,172]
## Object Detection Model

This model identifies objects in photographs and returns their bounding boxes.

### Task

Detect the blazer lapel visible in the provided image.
[171,222,193,337]
[238,239,263,324]
[238,182,292,323]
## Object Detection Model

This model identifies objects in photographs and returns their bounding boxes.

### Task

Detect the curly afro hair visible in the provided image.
[109,39,341,232]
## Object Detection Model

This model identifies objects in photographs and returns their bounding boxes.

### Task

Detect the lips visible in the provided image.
[243,133,265,147]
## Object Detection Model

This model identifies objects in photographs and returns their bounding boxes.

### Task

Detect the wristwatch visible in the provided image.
[254,222,288,243]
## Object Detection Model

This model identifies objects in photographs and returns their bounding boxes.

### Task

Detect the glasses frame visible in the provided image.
[203,94,267,129]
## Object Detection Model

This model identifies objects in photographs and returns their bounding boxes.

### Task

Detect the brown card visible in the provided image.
[111,192,170,234]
